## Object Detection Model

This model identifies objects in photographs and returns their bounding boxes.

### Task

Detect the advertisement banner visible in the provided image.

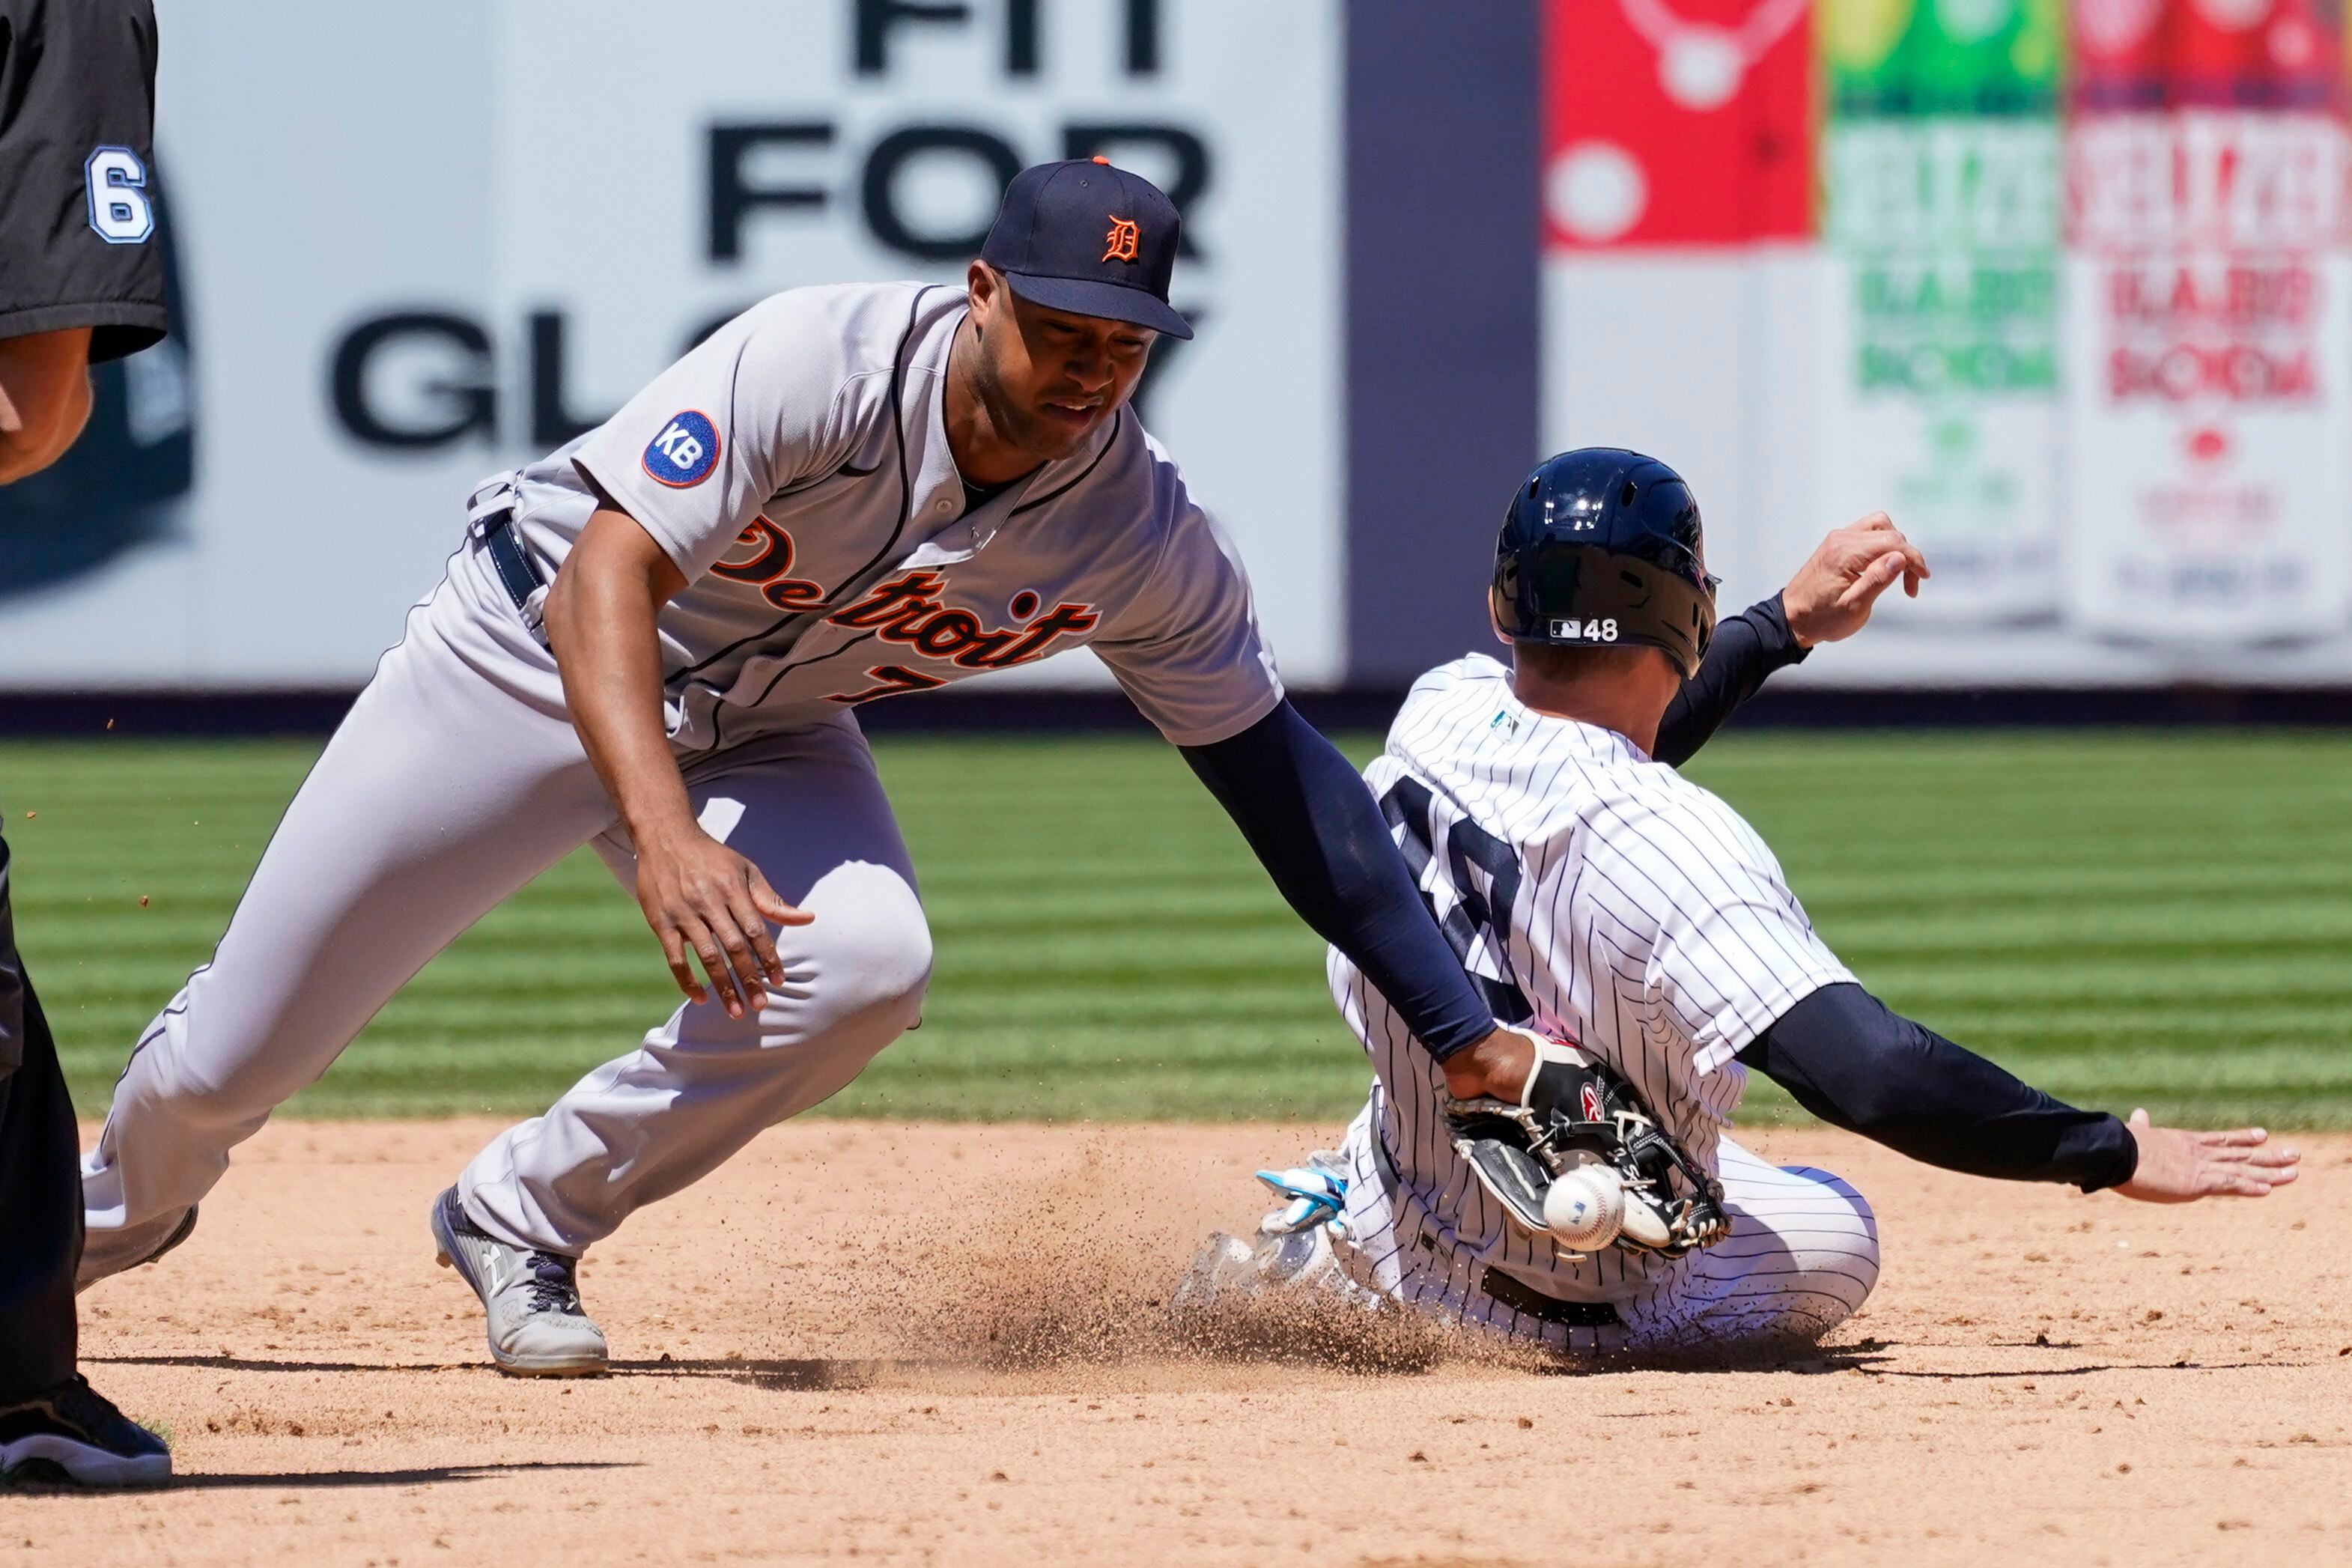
[1540,0,1818,606]
[1816,0,2066,624]
[13,3,2352,693]
[2063,0,2352,642]
[1546,0,1814,249]
[1537,0,2352,685]
[0,0,1344,690]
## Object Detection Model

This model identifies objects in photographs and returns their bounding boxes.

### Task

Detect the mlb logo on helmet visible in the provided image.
[643,410,721,488]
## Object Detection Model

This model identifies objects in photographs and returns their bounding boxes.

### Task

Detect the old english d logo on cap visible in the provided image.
[979,159,1193,338]
[1102,216,1140,264]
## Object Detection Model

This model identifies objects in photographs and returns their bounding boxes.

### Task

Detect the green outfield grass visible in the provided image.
[4,729,2350,1127]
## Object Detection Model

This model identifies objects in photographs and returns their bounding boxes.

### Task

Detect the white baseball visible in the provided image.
[1541,1165,1626,1251]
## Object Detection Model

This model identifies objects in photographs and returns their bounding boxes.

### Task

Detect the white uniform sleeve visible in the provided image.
[570,297,853,581]
[1632,791,1856,1072]
[1090,481,1285,748]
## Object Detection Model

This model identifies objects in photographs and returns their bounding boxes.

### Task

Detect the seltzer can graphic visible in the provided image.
[2064,0,2352,644]
[1817,0,2068,623]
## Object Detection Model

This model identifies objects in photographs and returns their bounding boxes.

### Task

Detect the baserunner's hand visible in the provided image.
[1781,512,1930,647]
[2115,1107,2300,1203]
[634,825,809,1018]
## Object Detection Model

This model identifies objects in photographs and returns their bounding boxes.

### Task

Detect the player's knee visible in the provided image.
[1844,1186,1882,1304]
[1730,1163,1881,1342]
[1793,1166,1880,1312]
[799,863,932,1028]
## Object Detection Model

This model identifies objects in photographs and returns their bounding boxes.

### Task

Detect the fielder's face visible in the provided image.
[967,263,1155,463]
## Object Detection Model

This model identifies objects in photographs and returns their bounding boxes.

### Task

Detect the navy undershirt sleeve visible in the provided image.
[1736,982,2139,1191]
[1652,594,1809,768]
[1180,700,1493,1060]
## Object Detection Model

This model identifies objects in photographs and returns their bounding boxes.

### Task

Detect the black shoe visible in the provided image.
[0,1376,171,1487]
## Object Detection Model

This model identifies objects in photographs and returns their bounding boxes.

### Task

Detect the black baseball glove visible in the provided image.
[1444,1032,1728,1258]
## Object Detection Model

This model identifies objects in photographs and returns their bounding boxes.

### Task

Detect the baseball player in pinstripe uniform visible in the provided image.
[1183,449,2300,1355]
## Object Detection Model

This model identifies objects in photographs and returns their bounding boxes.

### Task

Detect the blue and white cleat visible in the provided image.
[1171,1149,1381,1320]
[1254,1149,1349,1239]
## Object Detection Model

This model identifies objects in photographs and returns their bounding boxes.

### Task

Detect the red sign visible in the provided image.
[2064,0,2352,633]
[1543,0,1814,248]
[2074,0,2345,107]
[2069,0,2349,412]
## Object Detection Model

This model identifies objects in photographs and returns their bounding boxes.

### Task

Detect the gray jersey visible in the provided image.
[492,282,1283,753]
[1329,654,1855,1305]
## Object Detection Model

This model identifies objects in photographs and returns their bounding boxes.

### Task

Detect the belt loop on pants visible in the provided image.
[480,512,544,615]
[464,479,549,643]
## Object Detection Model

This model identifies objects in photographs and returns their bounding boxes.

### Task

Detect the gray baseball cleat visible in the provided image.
[429,1186,608,1377]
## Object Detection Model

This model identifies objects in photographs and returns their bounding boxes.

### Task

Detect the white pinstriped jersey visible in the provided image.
[1328,653,1856,1309]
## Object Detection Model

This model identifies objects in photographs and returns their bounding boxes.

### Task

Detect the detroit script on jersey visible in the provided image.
[705,518,1100,705]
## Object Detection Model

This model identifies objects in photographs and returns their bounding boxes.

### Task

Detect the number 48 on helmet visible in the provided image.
[1491,448,1720,678]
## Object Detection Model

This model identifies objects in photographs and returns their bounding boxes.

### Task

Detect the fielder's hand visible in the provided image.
[633,825,809,1019]
[1441,1024,1538,1103]
[2114,1108,2300,1203]
[1781,512,1930,648]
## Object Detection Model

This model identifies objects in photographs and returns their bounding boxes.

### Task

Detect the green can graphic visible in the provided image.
[1816,0,2064,622]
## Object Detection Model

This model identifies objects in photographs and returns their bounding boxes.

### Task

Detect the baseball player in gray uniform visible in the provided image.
[76,160,1611,1376]
[1185,449,2301,1355]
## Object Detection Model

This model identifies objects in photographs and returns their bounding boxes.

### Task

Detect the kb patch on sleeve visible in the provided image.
[642,410,721,488]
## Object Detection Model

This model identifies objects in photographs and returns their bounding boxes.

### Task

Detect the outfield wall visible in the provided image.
[2,0,2348,696]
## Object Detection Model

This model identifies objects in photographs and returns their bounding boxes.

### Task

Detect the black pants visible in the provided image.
[0,837,80,1400]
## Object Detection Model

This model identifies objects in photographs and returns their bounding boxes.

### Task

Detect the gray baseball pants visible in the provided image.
[79,538,930,1280]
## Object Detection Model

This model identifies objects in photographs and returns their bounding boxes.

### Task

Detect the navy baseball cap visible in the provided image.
[980,158,1193,340]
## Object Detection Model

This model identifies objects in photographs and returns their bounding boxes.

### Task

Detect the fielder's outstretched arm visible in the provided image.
[1736,982,2300,1201]
[1181,699,1498,1062]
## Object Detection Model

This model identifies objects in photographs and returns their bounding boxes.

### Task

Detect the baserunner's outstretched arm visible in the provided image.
[1653,513,1930,765]
[1736,982,2299,1201]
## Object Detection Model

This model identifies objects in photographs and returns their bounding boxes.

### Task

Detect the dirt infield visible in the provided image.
[14,1119,2350,1566]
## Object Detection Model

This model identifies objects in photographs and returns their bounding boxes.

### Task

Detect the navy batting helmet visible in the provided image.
[1492,448,1719,678]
